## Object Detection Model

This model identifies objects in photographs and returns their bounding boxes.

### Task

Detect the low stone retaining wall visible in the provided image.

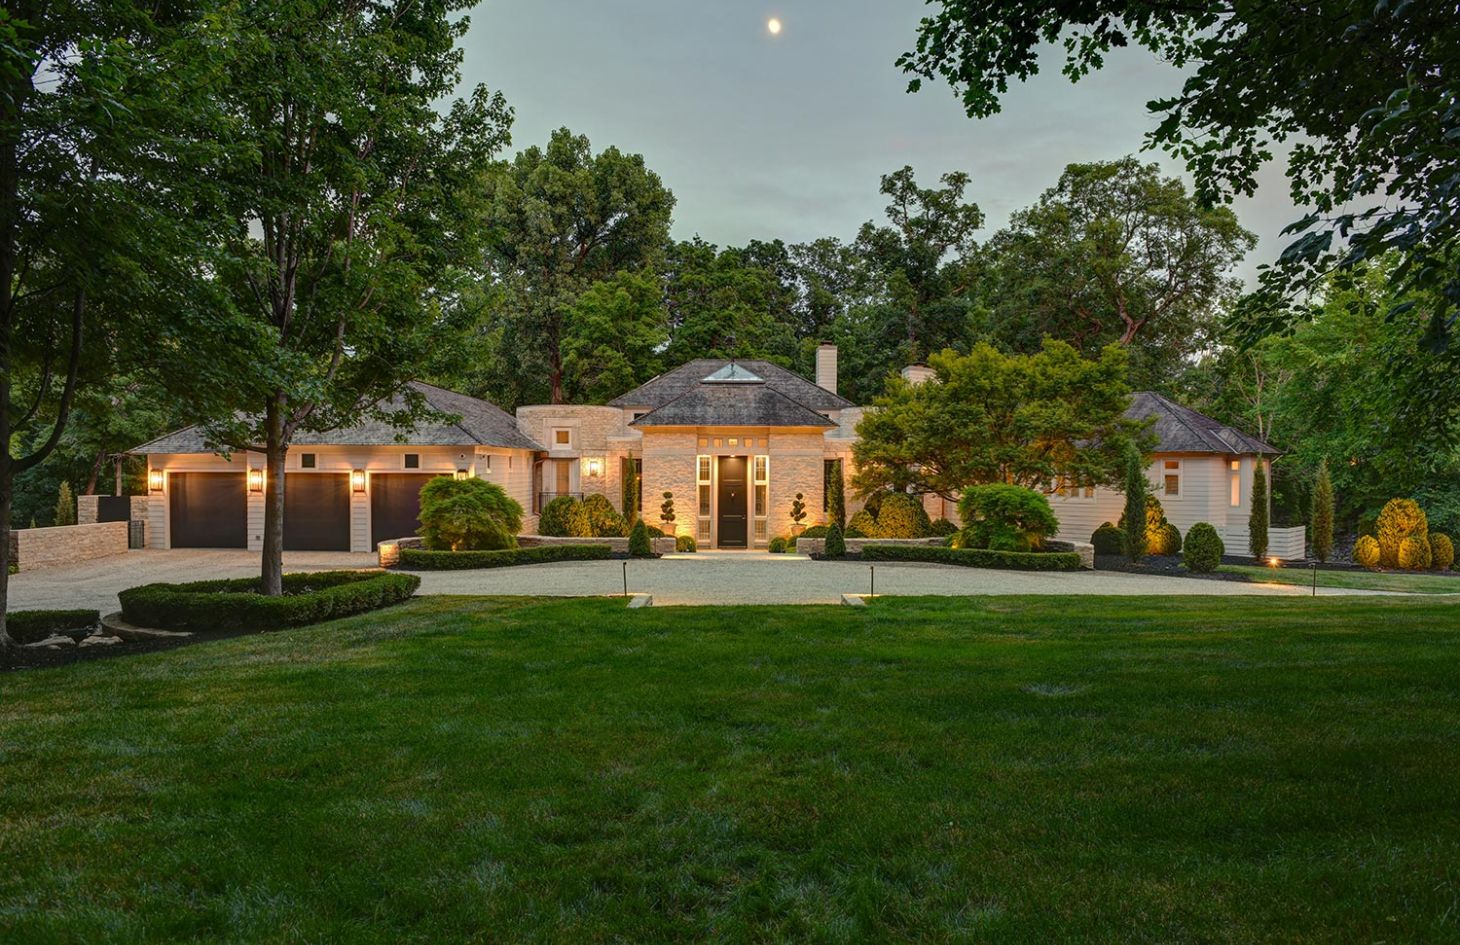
[376,534,675,567]
[7,521,130,572]
[793,536,946,556]
[76,495,149,525]
[1044,539,1096,570]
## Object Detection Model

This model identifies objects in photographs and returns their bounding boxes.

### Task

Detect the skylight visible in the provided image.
[701,362,764,384]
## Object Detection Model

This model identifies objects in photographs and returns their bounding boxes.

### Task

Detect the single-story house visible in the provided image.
[133,346,1294,556]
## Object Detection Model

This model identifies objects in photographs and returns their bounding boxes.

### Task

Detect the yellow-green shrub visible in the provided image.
[1353,535,1381,570]
[1398,535,1432,571]
[1376,498,1428,568]
[1430,533,1455,571]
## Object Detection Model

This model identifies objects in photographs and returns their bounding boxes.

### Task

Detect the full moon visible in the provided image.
[767,17,782,35]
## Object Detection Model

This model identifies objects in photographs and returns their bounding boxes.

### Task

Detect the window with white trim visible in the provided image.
[404,453,420,469]
[1230,459,1241,507]
[553,428,572,447]
[753,455,769,543]
[1163,459,1181,497]
[696,455,712,542]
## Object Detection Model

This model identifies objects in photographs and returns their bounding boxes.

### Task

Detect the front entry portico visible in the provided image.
[716,456,749,548]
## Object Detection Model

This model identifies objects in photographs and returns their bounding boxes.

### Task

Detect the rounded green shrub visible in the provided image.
[823,523,846,559]
[675,534,697,553]
[1182,522,1224,573]
[844,527,867,539]
[847,509,879,538]
[582,494,629,537]
[928,517,958,537]
[798,524,829,539]
[628,519,653,557]
[1091,523,1126,556]
[873,492,933,538]
[418,477,522,551]
[957,484,1060,552]
[1353,534,1381,570]
[1376,498,1428,568]
[1430,533,1455,571]
[564,501,593,538]
[769,536,788,553]
[1152,522,1182,556]
[1118,495,1175,557]
[1398,535,1431,571]
[538,496,577,537]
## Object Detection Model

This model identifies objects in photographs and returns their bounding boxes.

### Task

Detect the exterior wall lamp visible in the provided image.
[148,468,164,493]
[455,468,469,480]
[586,457,603,478]
[247,468,264,493]
[351,469,366,493]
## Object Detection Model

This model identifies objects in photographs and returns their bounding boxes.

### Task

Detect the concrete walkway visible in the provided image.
[7,549,1394,613]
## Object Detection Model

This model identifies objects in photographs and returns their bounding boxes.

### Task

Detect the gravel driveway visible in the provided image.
[7,549,1391,613]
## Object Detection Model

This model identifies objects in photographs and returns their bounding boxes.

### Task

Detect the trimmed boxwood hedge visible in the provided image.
[859,544,1082,571]
[399,544,612,571]
[119,570,419,633]
[7,609,100,644]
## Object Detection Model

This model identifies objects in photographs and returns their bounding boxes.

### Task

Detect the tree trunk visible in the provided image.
[550,346,565,405]
[0,484,14,651]
[114,455,124,496]
[260,394,288,596]
[84,449,106,495]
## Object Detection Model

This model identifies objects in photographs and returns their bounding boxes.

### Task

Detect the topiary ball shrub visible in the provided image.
[675,534,697,553]
[958,484,1060,552]
[873,492,933,538]
[582,494,629,537]
[1153,522,1182,556]
[538,496,578,537]
[769,536,788,554]
[1376,498,1428,568]
[1398,535,1431,571]
[1430,533,1455,571]
[1353,534,1382,570]
[628,519,654,557]
[1091,523,1126,556]
[418,477,522,551]
[847,509,879,538]
[823,523,846,559]
[1182,522,1224,573]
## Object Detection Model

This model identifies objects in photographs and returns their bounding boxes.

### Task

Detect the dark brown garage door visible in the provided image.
[284,474,351,551]
[170,473,247,548]
[370,474,437,548]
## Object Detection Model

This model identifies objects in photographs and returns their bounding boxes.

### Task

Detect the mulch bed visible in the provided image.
[2,626,260,673]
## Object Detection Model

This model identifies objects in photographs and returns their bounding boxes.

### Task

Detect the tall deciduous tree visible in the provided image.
[1311,459,1334,564]
[476,128,674,405]
[170,0,512,596]
[982,158,1253,390]
[561,270,668,404]
[0,0,217,648]
[852,340,1149,502]
[898,0,1460,352]
[663,237,798,366]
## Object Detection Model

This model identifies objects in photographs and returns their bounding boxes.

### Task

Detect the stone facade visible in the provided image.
[8,522,129,572]
[76,495,150,526]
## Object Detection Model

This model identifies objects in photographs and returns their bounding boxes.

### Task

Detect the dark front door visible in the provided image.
[370,473,436,548]
[170,473,246,548]
[284,473,351,551]
[717,456,748,548]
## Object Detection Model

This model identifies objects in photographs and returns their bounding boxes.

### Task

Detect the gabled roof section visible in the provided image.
[608,359,854,411]
[131,382,544,454]
[1128,391,1277,456]
[630,382,836,429]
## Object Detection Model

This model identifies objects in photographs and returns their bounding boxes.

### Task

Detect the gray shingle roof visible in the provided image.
[608,359,853,411]
[1128,391,1277,455]
[131,382,544,454]
[630,381,836,428]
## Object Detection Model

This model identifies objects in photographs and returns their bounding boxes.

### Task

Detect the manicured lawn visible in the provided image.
[3,595,1459,943]
[1222,562,1460,594]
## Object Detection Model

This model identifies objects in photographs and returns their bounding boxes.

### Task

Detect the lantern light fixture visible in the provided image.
[247,468,264,493]
[147,469,164,493]
[455,468,469,480]
[351,469,366,493]
[587,457,603,478]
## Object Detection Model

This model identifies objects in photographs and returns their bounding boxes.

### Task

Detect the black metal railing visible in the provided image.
[536,491,584,512]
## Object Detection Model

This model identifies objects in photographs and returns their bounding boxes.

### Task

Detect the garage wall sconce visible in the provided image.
[147,469,164,493]
[586,457,603,478]
[455,468,470,480]
[247,468,264,493]
[351,469,366,493]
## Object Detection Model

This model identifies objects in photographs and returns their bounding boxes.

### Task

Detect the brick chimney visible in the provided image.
[900,364,936,385]
[815,343,838,394]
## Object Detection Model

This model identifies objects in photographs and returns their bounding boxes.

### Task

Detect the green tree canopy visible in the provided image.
[898,0,1460,352]
[561,270,669,404]
[852,340,1150,501]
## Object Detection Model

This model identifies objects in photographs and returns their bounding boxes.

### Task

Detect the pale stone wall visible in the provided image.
[640,430,699,541]
[515,405,642,515]
[767,431,827,541]
[76,495,149,525]
[9,521,129,572]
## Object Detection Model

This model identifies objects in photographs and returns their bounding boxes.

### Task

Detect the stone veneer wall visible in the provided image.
[8,521,130,572]
[76,495,150,525]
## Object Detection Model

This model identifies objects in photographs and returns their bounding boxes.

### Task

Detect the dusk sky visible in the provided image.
[463,1,1297,282]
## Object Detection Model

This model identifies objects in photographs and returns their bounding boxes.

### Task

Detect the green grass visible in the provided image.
[1222,562,1460,594]
[3,595,1459,943]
